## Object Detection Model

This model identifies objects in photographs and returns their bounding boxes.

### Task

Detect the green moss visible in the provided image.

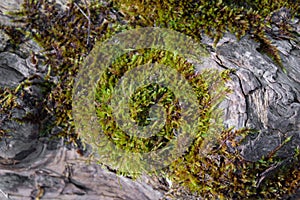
[0,88,17,139]
[1,0,299,198]
[4,0,117,138]
[167,128,300,198]
[0,88,18,112]
[112,0,298,67]
[94,48,229,156]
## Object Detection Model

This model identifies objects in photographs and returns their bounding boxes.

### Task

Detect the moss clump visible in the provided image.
[1,0,299,199]
[0,88,18,139]
[94,48,230,166]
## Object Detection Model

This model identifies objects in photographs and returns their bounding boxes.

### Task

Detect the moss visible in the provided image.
[0,0,299,198]
[3,0,117,138]
[94,48,230,175]
[0,88,17,139]
[111,0,298,67]
[167,128,300,199]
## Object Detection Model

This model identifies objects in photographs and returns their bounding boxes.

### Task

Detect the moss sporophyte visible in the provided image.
[2,0,299,198]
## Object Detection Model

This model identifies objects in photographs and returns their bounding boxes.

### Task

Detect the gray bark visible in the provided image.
[0,0,299,199]
[206,31,300,161]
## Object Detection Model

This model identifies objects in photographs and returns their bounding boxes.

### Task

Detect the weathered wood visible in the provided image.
[210,31,300,161]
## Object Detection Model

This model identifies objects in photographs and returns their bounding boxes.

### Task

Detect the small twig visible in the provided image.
[84,0,91,47]
[0,188,10,199]
[267,136,293,159]
[74,1,91,47]
[256,157,291,188]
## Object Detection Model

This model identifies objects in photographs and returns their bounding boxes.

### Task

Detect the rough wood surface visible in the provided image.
[206,31,300,161]
[0,0,299,199]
